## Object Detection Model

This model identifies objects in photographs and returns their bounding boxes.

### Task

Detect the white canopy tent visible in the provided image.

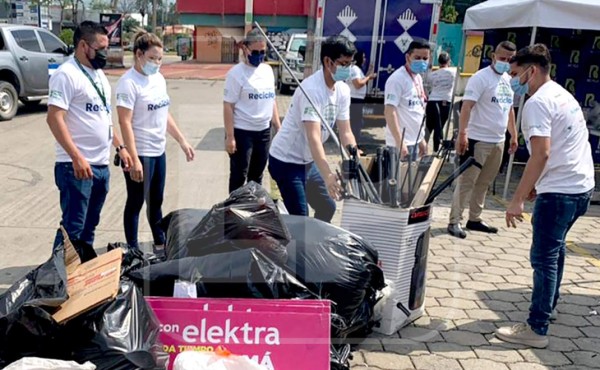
[460,0,600,199]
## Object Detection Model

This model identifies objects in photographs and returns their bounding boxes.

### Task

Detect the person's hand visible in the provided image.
[325,173,343,201]
[456,132,468,155]
[368,64,376,79]
[225,136,236,155]
[419,140,428,158]
[527,189,537,202]
[130,158,144,183]
[72,156,92,180]
[118,148,132,171]
[506,199,525,228]
[180,141,195,162]
[400,144,409,160]
[509,138,518,154]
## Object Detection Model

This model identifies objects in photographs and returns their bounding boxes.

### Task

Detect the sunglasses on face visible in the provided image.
[250,50,266,56]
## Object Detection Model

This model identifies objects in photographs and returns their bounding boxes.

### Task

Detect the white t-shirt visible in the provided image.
[223,63,276,132]
[522,80,595,194]
[384,66,426,146]
[347,65,366,100]
[463,66,514,143]
[270,70,351,164]
[48,58,113,165]
[116,68,170,157]
[426,67,456,102]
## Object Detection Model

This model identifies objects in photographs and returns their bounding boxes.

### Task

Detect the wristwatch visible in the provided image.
[116,144,127,152]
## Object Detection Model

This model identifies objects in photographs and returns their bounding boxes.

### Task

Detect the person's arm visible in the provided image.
[271,100,281,132]
[384,78,409,158]
[167,112,195,162]
[506,136,549,227]
[47,106,92,180]
[506,101,552,227]
[305,121,341,200]
[457,100,476,154]
[507,108,518,154]
[223,71,241,154]
[456,74,483,155]
[351,65,376,89]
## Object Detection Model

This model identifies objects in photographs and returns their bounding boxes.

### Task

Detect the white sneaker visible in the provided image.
[550,309,557,321]
[495,323,549,348]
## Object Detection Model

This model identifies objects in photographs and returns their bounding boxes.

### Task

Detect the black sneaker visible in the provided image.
[466,221,498,234]
[448,223,467,239]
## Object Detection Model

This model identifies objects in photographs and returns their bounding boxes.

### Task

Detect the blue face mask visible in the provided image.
[142,61,160,76]
[333,65,351,82]
[495,61,511,74]
[248,52,265,67]
[410,60,428,74]
[510,74,530,96]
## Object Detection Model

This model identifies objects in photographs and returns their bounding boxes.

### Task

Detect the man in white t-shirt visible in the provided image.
[346,50,376,145]
[47,21,131,260]
[269,36,357,222]
[496,44,595,348]
[425,52,457,152]
[448,41,518,239]
[384,38,431,161]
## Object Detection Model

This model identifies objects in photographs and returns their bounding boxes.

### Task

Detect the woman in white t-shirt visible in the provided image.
[425,52,456,152]
[116,31,195,257]
[224,29,281,193]
[346,51,376,145]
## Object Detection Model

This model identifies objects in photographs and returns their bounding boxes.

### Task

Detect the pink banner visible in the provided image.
[147,298,331,370]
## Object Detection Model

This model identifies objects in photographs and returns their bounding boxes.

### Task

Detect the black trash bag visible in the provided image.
[0,247,70,368]
[129,249,316,300]
[165,182,290,264]
[283,215,385,339]
[330,344,352,370]
[161,208,205,260]
[107,243,162,276]
[64,280,169,370]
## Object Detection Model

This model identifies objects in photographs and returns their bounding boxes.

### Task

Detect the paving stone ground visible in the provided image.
[277,92,600,370]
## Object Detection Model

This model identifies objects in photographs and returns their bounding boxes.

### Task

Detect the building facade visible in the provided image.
[177,0,311,63]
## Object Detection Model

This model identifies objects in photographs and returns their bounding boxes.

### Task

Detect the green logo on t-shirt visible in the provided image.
[49,90,63,99]
[116,93,130,103]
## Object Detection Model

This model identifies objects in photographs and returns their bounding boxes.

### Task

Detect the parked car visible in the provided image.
[0,24,72,121]
[277,33,307,94]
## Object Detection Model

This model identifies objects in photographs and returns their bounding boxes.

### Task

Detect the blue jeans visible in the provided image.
[53,162,110,251]
[528,190,592,335]
[268,155,336,223]
[124,154,167,249]
[388,145,418,162]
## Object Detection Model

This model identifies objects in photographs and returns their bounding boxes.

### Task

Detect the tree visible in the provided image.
[115,0,138,14]
[90,0,112,11]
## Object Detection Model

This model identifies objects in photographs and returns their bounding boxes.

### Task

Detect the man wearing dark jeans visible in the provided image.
[497,44,595,348]
[268,36,358,223]
[123,154,166,249]
[229,127,271,192]
[47,21,131,260]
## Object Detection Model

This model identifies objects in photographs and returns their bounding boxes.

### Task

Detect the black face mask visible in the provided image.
[88,47,108,70]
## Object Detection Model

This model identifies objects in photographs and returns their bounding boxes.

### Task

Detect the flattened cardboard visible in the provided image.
[52,227,122,323]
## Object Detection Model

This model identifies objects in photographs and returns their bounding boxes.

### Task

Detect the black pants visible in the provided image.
[350,98,364,145]
[123,153,166,249]
[425,100,451,152]
[229,127,271,193]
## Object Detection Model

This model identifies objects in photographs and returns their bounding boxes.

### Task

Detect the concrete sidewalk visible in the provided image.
[104,61,234,80]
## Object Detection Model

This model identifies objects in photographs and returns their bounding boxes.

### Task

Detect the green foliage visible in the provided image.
[59,28,74,46]
[441,0,459,24]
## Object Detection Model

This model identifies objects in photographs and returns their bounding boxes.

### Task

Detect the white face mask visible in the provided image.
[142,61,160,76]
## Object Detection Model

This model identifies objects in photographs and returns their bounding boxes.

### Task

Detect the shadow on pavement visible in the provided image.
[195,127,225,151]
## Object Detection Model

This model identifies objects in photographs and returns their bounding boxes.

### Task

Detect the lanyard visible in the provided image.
[405,68,427,103]
[75,57,108,112]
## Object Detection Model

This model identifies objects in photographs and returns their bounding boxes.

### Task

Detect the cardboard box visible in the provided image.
[52,228,123,323]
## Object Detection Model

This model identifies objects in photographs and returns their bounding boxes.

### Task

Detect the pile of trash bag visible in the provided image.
[0,245,168,369]
[153,182,385,369]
